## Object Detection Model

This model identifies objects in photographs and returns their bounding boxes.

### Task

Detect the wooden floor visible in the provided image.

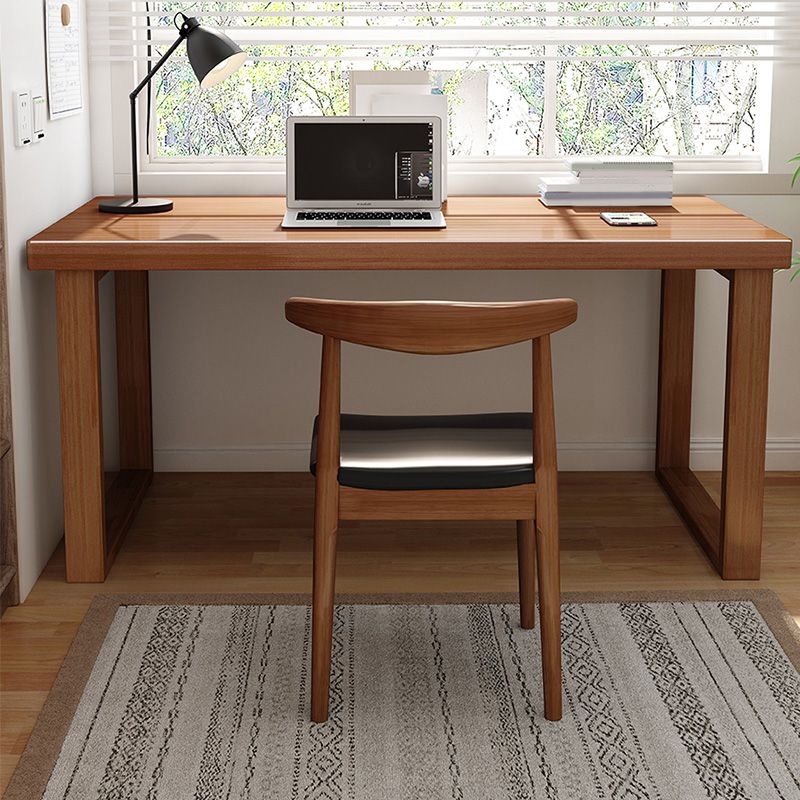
[1,470,798,791]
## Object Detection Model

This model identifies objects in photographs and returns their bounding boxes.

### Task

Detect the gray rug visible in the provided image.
[10,594,800,800]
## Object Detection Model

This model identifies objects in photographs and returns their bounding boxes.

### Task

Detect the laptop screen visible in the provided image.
[293,121,435,203]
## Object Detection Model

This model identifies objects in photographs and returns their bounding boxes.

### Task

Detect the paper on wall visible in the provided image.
[45,0,84,119]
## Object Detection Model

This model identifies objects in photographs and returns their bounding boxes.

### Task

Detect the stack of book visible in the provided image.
[538,156,674,207]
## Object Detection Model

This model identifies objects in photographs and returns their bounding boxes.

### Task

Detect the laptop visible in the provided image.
[282,116,446,229]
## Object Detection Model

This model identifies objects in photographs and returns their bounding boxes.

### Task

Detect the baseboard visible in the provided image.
[688,437,800,471]
[155,444,311,472]
[154,438,800,472]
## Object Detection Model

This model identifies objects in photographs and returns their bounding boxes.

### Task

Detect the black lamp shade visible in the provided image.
[186,26,247,89]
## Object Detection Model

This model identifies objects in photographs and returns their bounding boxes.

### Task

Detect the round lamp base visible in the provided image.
[99,197,174,214]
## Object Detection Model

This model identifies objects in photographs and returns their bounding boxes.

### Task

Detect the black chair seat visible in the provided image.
[310,413,533,491]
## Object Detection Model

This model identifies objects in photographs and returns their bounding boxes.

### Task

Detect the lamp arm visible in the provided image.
[130,33,186,102]
[128,32,186,202]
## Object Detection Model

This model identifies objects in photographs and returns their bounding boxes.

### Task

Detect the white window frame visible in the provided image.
[92,16,800,198]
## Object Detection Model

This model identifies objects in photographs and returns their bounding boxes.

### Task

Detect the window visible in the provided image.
[94,1,791,165]
[691,58,720,104]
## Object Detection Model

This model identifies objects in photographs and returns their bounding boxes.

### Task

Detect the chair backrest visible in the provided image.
[285,298,578,355]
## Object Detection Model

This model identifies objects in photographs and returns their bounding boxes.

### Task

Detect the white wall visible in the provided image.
[145,204,798,474]
[0,3,104,600]
[695,195,800,468]
[88,57,799,475]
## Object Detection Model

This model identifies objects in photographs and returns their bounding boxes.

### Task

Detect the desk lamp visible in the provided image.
[99,12,246,214]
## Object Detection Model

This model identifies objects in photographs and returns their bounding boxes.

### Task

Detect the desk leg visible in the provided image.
[720,269,772,580]
[657,268,772,580]
[656,271,722,567]
[656,270,695,472]
[104,272,154,567]
[56,271,106,582]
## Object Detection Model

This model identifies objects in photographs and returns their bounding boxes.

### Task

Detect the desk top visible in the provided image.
[27,196,791,271]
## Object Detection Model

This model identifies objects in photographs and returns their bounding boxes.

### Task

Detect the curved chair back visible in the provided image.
[285,298,578,355]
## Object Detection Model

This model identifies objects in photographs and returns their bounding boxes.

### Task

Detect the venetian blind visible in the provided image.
[89,1,800,65]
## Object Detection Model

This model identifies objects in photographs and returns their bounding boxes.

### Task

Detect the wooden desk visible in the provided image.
[28,196,792,583]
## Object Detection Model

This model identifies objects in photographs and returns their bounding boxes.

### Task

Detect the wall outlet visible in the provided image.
[13,91,33,147]
[32,95,46,142]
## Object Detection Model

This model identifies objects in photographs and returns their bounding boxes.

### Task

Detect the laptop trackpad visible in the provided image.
[337,220,388,227]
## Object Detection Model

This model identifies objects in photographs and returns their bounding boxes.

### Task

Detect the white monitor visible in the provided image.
[286,116,442,209]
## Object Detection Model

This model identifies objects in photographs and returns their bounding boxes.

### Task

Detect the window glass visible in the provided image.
[149,1,761,160]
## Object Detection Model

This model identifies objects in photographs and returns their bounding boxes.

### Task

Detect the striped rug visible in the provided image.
[6,592,800,800]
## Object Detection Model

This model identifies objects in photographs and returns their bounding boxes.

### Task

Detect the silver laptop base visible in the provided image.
[282,209,446,229]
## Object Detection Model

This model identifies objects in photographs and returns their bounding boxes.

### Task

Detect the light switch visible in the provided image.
[32,95,46,142]
[13,91,32,147]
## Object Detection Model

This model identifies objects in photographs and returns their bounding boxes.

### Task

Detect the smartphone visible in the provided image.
[600,212,657,227]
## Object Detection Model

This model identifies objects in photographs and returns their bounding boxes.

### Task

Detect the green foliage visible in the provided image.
[791,153,800,187]
[149,1,760,160]
[155,1,351,157]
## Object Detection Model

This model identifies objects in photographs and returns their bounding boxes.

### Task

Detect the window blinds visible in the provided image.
[90,1,800,64]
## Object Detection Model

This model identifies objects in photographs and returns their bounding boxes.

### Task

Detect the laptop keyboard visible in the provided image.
[297,211,432,221]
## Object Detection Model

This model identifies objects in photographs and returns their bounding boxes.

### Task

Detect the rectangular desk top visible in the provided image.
[27,196,791,271]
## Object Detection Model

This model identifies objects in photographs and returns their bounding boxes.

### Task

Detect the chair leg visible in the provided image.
[516,519,536,629]
[311,514,338,723]
[535,513,562,721]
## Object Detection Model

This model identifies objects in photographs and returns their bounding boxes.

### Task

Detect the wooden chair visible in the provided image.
[285,298,578,724]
